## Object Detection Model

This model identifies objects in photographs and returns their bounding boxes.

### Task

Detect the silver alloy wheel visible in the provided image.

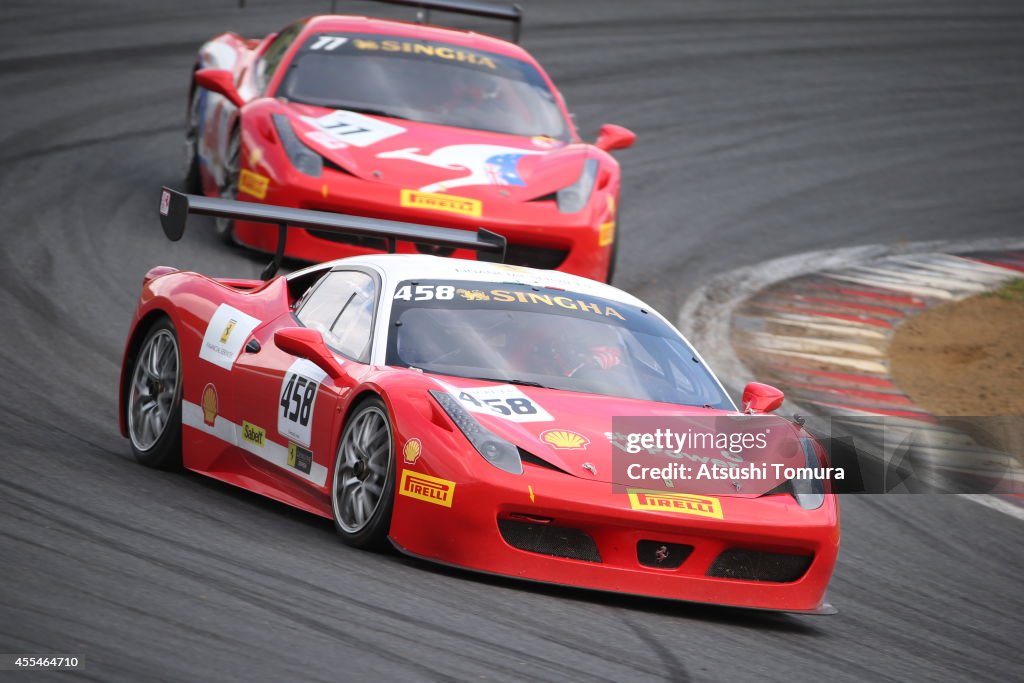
[215,131,240,238]
[332,406,393,534]
[127,329,180,452]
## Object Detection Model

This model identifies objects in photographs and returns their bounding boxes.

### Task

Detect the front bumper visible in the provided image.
[230,162,614,281]
[387,458,840,613]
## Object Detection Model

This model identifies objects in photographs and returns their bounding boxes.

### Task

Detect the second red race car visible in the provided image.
[185,0,636,282]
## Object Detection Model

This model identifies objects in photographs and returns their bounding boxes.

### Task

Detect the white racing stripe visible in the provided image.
[848,265,989,292]
[744,332,885,357]
[825,273,957,299]
[182,400,328,487]
[764,314,888,339]
[746,348,888,374]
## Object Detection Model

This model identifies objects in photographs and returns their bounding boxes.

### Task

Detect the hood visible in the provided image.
[432,377,803,497]
[284,104,587,200]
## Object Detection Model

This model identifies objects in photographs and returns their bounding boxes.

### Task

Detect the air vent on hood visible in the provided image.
[323,158,356,176]
[518,448,569,474]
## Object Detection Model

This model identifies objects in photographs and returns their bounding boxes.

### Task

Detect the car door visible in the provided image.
[230,268,380,499]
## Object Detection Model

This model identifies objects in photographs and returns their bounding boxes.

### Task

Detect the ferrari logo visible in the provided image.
[219,319,237,344]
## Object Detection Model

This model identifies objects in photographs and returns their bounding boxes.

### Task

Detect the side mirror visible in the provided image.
[595,124,636,152]
[195,68,245,108]
[274,327,345,380]
[742,382,785,414]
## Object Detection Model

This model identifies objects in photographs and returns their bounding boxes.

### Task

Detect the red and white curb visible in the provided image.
[732,250,1023,417]
[677,239,1024,519]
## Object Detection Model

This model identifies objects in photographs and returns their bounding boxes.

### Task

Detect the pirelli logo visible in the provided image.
[626,489,723,519]
[399,470,455,508]
[400,189,482,218]
[239,169,269,200]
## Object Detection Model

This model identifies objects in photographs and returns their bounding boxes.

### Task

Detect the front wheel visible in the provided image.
[126,319,183,469]
[331,397,396,549]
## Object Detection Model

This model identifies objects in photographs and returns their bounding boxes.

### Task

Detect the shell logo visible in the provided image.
[403,438,423,465]
[201,383,218,427]
[541,429,589,450]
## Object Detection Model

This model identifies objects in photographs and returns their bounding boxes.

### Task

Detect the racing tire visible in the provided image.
[214,127,240,245]
[125,318,183,470]
[183,88,202,194]
[331,396,396,550]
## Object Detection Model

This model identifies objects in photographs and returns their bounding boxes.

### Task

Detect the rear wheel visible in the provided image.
[126,319,183,469]
[331,397,396,550]
[214,128,240,244]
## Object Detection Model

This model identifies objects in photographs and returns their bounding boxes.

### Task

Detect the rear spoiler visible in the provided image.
[158,187,507,280]
[238,0,523,43]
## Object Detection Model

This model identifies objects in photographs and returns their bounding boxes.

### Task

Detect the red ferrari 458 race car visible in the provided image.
[185,0,635,282]
[119,188,838,613]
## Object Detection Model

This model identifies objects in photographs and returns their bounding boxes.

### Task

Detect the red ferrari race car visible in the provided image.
[119,188,838,613]
[185,0,635,282]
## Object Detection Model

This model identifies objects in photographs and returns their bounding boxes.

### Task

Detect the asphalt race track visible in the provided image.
[1,1,1022,680]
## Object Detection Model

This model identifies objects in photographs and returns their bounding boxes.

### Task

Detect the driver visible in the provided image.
[544,320,627,378]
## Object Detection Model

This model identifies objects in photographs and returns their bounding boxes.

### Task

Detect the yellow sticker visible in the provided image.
[599,220,616,247]
[541,429,589,450]
[201,384,218,427]
[626,489,723,519]
[239,169,269,200]
[353,39,496,69]
[241,421,266,449]
[403,438,422,465]
[401,189,482,218]
[487,289,624,320]
[219,319,236,344]
[399,470,455,508]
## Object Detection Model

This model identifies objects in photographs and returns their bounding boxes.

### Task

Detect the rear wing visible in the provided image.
[238,0,523,43]
[158,187,506,280]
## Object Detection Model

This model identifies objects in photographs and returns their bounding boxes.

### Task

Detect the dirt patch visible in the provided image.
[890,280,1024,417]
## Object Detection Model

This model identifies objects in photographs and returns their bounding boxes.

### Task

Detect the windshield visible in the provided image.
[385,281,733,410]
[279,33,570,139]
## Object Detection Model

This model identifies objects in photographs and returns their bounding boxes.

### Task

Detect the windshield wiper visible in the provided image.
[466,376,552,389]
[334,105,409,120]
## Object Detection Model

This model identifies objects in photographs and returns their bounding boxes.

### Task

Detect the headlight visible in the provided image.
[556,158,598,213]
[272,114,322,177]
[429,390,523,475]
[792,438,825,510]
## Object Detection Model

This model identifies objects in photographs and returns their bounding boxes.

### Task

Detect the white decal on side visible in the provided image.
[278,359,328,447]
[450,384,553,423]
[199,305,262,371]
[301,110,405,148]
[182,401,328,486]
